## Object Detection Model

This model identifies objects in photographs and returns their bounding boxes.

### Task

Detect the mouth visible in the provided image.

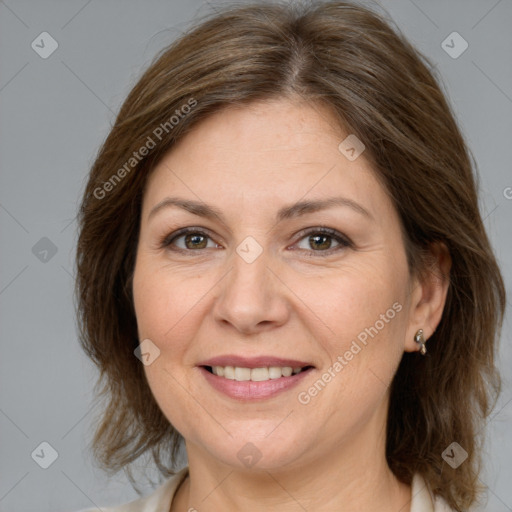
[202,364,314,381]
[197,356,315,401]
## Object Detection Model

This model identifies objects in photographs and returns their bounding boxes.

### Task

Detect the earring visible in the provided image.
[414,329,427,355]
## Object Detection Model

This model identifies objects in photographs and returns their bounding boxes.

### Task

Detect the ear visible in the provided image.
[404,242,451,353]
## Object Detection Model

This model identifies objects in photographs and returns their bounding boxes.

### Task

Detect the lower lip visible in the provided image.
[199,367,314,401]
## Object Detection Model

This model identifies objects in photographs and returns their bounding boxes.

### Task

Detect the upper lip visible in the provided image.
[198,355,314,369]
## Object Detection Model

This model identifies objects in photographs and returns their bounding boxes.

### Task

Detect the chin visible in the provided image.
[195,427,312,471]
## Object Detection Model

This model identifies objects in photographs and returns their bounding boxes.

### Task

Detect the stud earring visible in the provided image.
[414,329,427,355]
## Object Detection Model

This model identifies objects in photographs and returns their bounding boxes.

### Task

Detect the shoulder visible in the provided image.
[411,473,476,512]
[75,467,189,512]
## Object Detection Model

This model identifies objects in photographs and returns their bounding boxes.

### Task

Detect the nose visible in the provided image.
[212,245,290,335]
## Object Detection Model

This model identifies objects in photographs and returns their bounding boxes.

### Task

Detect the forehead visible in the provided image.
[141,98,389,222]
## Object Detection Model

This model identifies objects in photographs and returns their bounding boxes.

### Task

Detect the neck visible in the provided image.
[172,416,412,512]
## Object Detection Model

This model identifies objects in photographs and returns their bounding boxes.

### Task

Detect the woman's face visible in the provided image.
[132,98,422,472]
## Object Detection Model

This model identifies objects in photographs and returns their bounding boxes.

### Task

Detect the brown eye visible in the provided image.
[161,228,218,251]
[307,234,334,251]
[183,233,209,250]
[294,228,352,256]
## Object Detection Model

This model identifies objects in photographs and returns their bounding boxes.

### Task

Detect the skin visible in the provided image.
[132,97,451,512]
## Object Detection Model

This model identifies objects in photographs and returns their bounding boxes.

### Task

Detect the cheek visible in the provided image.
[132,259,201,350]
[132,264,203,434]
[306,274,407,433]
[321,267,405,341]
[310,261,409,400]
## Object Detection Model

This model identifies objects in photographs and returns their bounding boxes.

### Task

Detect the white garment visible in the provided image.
[77,467,456,511]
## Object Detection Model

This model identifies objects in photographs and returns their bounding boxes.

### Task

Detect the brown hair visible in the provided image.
[75,1,506,509]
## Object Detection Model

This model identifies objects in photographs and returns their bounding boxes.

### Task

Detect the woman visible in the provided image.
[75,1,506,511]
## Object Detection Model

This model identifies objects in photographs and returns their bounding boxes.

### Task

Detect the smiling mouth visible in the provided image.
[203,365,314,382]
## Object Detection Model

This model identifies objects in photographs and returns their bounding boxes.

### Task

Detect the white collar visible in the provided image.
[79,467,456,511]
[411,473,454,511]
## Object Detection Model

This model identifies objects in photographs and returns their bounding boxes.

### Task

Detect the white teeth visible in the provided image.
[224,366,235,380]
[269,366,283,379]
[211,365,305,381]
[251,367,269,381]
[234,367,251,381]
[281,366,293,377]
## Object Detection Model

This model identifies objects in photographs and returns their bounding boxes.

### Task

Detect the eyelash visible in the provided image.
[159,226,353,257]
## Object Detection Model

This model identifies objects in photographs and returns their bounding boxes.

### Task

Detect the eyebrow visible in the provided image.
[148,196,372,223]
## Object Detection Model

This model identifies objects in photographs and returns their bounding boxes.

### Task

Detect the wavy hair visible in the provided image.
[75,1,506,509]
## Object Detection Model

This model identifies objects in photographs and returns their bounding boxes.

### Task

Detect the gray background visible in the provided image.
[0,0,511,511]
